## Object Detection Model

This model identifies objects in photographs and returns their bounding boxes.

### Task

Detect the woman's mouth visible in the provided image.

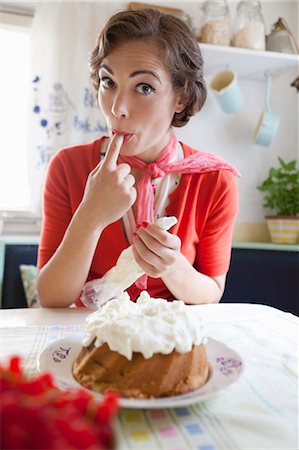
[112,130,134,143]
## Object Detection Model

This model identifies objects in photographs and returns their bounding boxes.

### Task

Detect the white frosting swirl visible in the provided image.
[82,291,206,360]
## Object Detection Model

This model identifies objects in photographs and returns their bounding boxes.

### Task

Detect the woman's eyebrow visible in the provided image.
[99,64,161,84]
[129,70,162,84]
[99,64,113,74]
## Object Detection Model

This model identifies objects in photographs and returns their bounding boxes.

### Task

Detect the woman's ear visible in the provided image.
[175,92,187,113]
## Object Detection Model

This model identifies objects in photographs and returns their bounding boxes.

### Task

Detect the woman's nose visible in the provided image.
[111,92,129,118]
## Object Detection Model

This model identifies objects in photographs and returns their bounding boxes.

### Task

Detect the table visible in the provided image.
[1,303,298,450]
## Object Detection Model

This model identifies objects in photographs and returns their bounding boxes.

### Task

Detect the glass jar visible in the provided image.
[232,0,265,50]
[199,0,231,46]
[266,18,298,54]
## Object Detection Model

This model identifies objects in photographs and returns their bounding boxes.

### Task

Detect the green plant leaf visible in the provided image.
[257,157,299,216]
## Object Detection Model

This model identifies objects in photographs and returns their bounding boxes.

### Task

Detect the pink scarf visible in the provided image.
[119,133,241,225]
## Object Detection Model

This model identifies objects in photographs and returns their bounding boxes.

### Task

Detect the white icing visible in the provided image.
[82,291,206,360]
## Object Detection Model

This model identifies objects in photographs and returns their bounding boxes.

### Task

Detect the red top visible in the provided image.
[37,137,238,304]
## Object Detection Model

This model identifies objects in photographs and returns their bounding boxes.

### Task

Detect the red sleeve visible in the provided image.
[195,170,239,276]
[37,152,72,268]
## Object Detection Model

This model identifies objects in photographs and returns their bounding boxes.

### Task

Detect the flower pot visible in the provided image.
[266,216,299,244]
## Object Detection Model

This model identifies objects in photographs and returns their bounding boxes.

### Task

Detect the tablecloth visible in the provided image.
[1,303,298,450]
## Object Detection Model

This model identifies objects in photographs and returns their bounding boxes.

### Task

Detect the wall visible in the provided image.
[2,0,298,242]
[175,1,299,241]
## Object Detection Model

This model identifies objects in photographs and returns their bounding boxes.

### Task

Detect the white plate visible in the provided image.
[38,336,244,409]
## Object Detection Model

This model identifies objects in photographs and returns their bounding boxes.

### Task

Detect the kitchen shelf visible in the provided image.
[199,43,299,80]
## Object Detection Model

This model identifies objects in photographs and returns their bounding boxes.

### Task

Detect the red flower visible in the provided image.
[0,356,119,450]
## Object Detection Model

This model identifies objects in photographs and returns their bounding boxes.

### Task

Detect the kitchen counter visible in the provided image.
[232,241,299,251]
[1,235,298,251]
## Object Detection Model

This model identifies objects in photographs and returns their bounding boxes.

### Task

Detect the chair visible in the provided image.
[1,244,38,308]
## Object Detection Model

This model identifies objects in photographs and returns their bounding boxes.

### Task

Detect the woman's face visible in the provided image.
[98,39,183,162]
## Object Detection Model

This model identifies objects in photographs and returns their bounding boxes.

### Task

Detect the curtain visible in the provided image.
[28,1,123,214]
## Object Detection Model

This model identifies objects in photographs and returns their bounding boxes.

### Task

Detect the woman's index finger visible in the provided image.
[103,134,124,168]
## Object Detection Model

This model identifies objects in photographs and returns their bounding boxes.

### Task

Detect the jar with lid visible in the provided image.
[232,0,265,50]
[199,0,231,46]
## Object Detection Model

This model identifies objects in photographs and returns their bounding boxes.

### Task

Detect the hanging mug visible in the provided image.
[253,73,280,147]
[210,70,245,114]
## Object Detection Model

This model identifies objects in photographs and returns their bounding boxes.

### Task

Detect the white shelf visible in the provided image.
[199,43,299,80]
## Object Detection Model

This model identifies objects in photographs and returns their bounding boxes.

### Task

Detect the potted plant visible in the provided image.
[257,157,299,244]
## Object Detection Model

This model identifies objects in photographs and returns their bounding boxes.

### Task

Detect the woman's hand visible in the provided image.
[80,134,137,231]
[132,222,181,278]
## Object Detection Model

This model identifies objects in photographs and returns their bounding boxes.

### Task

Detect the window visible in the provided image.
[0,10,33,213]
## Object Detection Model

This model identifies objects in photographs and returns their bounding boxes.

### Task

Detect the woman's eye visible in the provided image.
[136,83,155,95]
[100,77,115,89]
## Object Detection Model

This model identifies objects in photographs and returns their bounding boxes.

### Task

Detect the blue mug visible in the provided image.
[210,70,244,114]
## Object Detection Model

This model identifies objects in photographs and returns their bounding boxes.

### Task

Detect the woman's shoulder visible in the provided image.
[55,136,105,162]
[180,141,238,185]
[180,141,197,157]
[46,137,106,178]
[45,137,106,185]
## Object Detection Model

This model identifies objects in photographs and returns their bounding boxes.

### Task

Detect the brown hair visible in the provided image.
[89,8,207,127]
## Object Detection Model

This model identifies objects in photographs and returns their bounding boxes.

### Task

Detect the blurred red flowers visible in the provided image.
[0,356,119,449]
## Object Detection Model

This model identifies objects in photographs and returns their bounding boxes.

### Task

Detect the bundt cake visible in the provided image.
[73,291,209,399]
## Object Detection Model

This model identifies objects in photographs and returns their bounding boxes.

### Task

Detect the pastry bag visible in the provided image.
[80,216,177,308]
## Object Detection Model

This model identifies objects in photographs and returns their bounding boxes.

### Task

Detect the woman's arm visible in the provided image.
[37,134,136,307]
[36,210,103,307]
[132,223,225,304]
[162,253,226,304]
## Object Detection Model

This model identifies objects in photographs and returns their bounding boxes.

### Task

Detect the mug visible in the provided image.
[210,70,244,114]
[253,73,280,147]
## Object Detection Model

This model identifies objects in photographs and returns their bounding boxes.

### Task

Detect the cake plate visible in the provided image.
[38,336,244,409]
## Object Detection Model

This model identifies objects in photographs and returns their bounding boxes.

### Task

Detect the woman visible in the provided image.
[36,8,239,307]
